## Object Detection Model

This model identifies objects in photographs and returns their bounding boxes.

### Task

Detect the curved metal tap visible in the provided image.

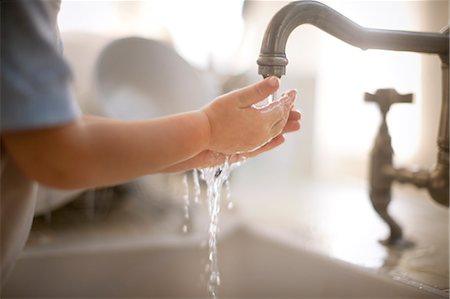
[257,0,449,208]
[257,0,449,78]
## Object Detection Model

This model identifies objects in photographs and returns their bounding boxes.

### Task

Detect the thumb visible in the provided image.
[233,76,280,108]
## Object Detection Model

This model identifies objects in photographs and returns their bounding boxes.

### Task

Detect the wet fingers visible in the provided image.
[282,120,301,133]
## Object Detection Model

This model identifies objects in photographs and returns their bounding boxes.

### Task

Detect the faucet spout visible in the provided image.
[257,0,449,78]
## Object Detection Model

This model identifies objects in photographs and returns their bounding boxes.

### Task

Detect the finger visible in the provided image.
[233,135,285,162]
[288,110,301,121]
[250,135,285,156]
[261,94,295,123]
[262,89,296,113]
[276,89,297,101]
[163,151,225,172]
[234,76,280,108]
[263,95,296,136]
[284,89,297,99]
[271,103,295,135]
[255,135,285,153]
[282,120,301,133]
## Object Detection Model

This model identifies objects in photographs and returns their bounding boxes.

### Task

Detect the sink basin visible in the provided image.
[2,223,442,298]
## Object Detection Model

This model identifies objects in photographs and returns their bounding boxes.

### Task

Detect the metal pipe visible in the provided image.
[383,60,448,206]
[257,0,449,78]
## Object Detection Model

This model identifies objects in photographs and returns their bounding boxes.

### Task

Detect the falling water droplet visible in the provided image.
[272,90,278,102]
[224,179,233,210]
[192,169,201,203]
[182,173,190,233]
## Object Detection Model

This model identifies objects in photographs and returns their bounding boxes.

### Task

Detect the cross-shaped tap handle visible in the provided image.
[365,88,413,116]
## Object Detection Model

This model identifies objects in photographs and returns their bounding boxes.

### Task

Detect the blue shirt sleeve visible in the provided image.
[1,0,81,133]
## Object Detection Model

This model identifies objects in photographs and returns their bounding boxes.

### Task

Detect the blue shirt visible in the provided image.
[1,0,81,132]
[0,0,81,283]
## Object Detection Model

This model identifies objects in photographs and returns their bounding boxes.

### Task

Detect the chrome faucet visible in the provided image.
[258,1,449,244]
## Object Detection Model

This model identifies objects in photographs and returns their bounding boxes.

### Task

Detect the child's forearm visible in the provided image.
[80,111,210,176]
[2,112,210,189]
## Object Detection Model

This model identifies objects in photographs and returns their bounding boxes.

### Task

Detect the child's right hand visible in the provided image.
[201,76,297,155]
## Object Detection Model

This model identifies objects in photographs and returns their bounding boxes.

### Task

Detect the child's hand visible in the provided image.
[162,107,301,172]
[202,77,296,154]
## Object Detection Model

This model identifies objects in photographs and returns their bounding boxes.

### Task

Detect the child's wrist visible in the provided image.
[197,109,212,151]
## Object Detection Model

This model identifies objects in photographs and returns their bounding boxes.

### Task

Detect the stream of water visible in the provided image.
[180,92,278,297]
[199,157,233,299]
[181,156,244,298]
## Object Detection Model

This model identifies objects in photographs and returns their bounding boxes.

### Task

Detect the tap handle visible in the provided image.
[365,88,413,116]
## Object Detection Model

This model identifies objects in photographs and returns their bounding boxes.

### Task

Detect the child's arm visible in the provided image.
[2,77,299,189]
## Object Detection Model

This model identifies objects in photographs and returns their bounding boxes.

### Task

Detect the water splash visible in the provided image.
[224,179,233,210]
[182,173,190,233]
[252,92,278,109]
[192,169,201,204]
[272,90,279,103]
[182,170,202,233]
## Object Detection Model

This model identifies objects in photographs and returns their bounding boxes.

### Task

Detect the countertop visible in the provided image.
[25,175,449,294]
